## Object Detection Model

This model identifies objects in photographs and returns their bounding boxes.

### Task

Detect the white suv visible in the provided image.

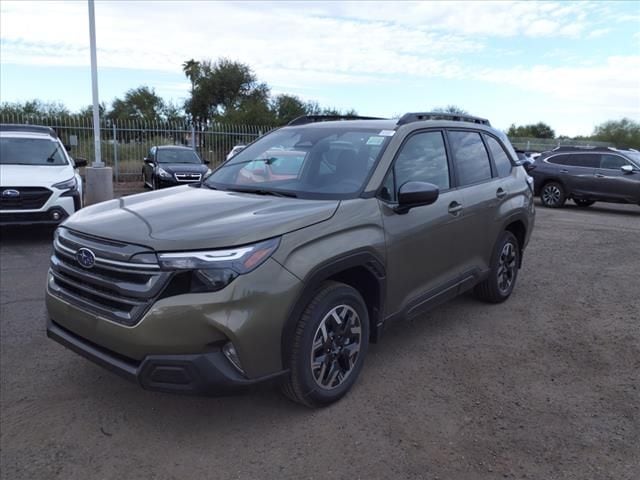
[0,124,85,226]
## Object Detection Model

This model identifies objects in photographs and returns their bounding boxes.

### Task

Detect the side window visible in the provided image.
[448,130,492,186]
[600,154,628,170]
[568,153,599,168]
[485,135,513,177]
[394,131,450,192]
[547,154,572,165]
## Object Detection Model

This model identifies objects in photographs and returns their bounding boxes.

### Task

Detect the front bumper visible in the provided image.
[0,206,69,226]
[47,319,287,394]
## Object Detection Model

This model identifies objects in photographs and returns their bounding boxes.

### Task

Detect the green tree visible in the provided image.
[432,105,468,115]
[271,94,307,124]
[182,59,201,95]
[107,86,166,123]
[507,122,555,139]
[591,118,640,149]
[0,100,70,118]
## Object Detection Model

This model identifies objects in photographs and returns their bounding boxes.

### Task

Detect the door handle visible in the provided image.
[496,188,507,199]
[560,169,569,174]
[595,173,605,178]
[448,201,463,215]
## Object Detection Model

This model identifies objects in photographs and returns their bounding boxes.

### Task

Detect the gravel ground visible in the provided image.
[1,201,639,480]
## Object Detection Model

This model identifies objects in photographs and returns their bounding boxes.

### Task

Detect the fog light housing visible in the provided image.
[222,342,244,375]
[51,211,61,220]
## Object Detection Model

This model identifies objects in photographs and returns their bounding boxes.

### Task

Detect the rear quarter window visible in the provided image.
[485,135,513,177]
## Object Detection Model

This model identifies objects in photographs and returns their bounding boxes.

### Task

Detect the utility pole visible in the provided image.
[84,0,113,205]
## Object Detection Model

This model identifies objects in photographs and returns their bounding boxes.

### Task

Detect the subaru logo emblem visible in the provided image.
[1,189,20,198]
[76,248,96,269]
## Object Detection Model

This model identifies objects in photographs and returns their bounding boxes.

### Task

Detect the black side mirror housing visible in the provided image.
[64,144,72,152]
[144,157,153,164]
[394,181,439,214]
[74,158,87,168]
[204,160,210,165]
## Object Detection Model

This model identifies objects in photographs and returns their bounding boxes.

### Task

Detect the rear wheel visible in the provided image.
[574,199,594,207]
[540,181,566,208]
[475,231,520,303]
[281,281,369,407]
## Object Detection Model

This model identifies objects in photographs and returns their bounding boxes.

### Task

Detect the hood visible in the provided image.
[158,163,208,175]
[0,164,75,187]
[63,185,339,251]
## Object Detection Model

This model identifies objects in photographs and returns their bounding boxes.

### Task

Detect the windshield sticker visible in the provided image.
[378,130,395,136]
[366,136,385,146]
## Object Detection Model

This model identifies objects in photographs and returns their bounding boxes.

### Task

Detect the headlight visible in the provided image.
[52,177,78,192]
[158,237,280,292]
[157,167,172,179]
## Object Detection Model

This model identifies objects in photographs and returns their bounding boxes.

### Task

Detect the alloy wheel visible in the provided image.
[542,185,561,206]
[497,242,517,294]
[310,305,362,390]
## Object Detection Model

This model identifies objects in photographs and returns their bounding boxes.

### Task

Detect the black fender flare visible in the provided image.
[280,249,386,366]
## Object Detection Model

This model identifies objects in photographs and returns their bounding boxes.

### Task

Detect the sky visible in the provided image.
[1,0,639,136]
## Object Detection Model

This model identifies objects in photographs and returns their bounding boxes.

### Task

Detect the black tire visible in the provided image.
[540,181,566,208]
[281,281,369,408]
[474,231,520,303]
[574,199,594,207]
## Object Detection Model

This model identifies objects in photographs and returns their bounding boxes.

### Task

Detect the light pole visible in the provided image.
[84,0,113,205]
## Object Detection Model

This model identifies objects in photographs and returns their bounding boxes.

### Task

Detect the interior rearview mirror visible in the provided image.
[394,181,439,214]
[621,165,634,174]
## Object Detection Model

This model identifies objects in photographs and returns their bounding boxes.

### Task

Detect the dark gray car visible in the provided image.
[46,113,535,407]
[527,146,640,208]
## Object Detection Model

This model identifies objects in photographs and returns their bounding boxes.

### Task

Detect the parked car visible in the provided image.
[527,146,640,208]
[226,144,246,160]
[142,145,210,189]
[46,112,535,407]
[1,124,85,226]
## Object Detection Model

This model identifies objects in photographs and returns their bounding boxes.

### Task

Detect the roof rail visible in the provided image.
[287,115,387,126]
[0,124,57,138]
[396,112,491,126]
[552,145,599,151]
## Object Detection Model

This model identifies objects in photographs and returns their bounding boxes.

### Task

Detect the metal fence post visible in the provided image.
[191,124,196,149]
[113,122,119,183]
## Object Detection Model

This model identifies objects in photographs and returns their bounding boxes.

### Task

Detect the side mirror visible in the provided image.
[144,157,153,164]
[204,160,210,165]
[64,144,72,152]
[74,158,88,168]
[394,181,439,214]
[621,165,634,174]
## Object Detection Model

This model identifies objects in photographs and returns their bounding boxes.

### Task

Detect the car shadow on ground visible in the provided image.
[535,199,640,217]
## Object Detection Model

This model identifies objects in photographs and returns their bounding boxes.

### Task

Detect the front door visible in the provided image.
[379,130,465,318]
[594,154,640,202]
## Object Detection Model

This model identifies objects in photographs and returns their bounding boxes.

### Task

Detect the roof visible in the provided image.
[286,119,398,130]
[155,145,196,150]
[0,124,57,138]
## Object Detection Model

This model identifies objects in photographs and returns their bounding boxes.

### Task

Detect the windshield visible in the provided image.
[622,151,640,167]
[0,137,68,166]
[206,126,393,199]
[157,149,202,164]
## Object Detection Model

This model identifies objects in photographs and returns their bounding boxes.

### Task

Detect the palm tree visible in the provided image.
[182,59,201,96]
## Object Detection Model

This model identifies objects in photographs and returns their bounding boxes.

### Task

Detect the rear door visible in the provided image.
[593,154,639,201]
[447,129,502,277]
[564,153,599,196]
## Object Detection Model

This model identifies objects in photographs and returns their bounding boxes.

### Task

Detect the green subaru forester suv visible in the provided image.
[46,113,535,407]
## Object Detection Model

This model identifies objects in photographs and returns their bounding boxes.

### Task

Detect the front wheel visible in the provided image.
[474,231,520,303]
[540,181,566,208]
[281,281,369,407]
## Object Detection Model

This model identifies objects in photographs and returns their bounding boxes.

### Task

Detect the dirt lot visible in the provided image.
[1,201,639,480]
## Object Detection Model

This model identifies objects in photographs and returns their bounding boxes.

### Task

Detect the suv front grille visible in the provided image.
[0,187,52,210]
[174,173,202,182]
[48,228,171,326]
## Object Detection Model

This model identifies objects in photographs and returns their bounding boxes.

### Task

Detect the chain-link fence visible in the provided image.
[0,114,275,182]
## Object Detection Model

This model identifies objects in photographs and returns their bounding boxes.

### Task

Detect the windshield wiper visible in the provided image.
[226,187,297,198]
[46,145,60,163]
[217,157,277,169]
